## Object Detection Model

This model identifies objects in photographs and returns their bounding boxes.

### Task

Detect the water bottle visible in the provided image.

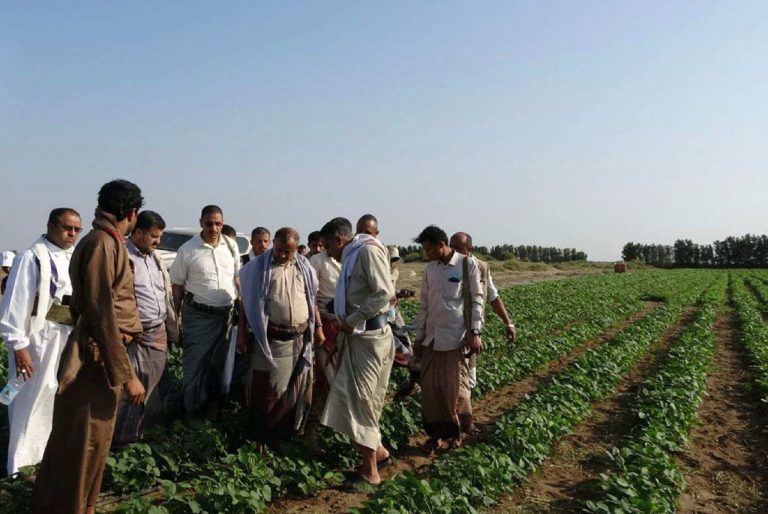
[0,375,26,406]
[387,306,396,323]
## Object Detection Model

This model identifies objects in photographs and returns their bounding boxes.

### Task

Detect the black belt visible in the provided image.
[267,321,309,340]
[185,299,232,315]
[364,313,388,331]
[143,321,165,331]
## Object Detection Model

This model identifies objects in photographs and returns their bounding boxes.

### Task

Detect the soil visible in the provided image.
[264,302,661,514]
[484,306,698,514]
[394,262,612,295]
[675,306,768,514]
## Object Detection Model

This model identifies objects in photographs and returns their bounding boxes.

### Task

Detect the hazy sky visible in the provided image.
[2,1,766,261]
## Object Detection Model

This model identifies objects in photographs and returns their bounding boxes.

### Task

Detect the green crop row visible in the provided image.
[585,275,726,514]
[0,271,718,513]
[354,273,714,513]
[731,272,768,402]
[110,273,659,512]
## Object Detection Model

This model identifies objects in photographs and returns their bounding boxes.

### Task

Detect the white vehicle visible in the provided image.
[156,228,252,269]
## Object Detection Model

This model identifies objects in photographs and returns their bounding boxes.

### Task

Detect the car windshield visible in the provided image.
[236,237,249,254]
[158,233,193,252]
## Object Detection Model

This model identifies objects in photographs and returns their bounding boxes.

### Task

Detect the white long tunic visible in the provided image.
[0,236,73,475]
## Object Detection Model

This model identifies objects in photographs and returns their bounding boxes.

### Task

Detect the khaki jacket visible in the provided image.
[58,210,142,391]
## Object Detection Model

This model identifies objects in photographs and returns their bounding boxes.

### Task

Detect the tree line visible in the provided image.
[398,244,588,263]
[622,234,768,267]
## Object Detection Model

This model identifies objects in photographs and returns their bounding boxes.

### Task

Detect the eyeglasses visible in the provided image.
[60,224,83,233]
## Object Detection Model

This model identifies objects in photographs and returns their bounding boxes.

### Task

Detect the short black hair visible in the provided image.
[320,217,353,240]
[414,225,448,246]
[201,205,223,218]
[308,231,322,244]
[221,224,237,238]
[97,180,144,221]
[357,214,378,225]
[134,210,166,232]
[251,226,270,238]
[48,208,81,225]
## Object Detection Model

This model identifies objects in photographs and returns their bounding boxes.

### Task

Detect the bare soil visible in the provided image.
[394,262,612,295]
[484,306,698,514]
[676,306,768,514]
[264,302,661,514]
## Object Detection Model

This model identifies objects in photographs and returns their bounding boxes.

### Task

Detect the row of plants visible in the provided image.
[0,271,716,513]
[354,272,716,513]
[731,272,768,402]
[585,275,727,513]
[108,272,667,511]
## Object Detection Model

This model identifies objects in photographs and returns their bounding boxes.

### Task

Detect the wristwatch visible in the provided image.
[470,328,481,336]
[507,323,515,329]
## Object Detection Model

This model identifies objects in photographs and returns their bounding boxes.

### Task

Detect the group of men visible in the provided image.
[0,178,516,513]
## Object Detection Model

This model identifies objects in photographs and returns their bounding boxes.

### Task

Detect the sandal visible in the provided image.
[341,473,379,492]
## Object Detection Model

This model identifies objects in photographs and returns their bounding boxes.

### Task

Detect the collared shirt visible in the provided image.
[127,239,166,328]
[0,237,74,351]
[268,257,309,328]
[309,250,340,318]
[414,251,484,351]
[170,234,240,307]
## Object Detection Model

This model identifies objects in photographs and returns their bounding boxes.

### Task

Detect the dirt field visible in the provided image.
[393,261,614,293]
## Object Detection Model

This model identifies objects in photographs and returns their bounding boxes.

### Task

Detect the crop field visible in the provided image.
[1,269,768,513]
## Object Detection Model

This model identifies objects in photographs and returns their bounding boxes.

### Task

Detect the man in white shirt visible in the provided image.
[413,225,484,450]
[307,241,342,437]
[0,208,81,474]
[170,205,240,418]
[242,226,271,265]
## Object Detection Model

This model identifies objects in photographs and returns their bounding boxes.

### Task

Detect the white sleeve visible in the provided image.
[169,246,188,286]
[486,270,499,303]
[0,252,39,351]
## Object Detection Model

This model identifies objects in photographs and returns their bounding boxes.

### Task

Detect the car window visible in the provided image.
[158,233,193,252]
[236,236,250,255]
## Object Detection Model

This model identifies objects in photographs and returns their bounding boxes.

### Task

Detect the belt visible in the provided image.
[186,299,232,315]
[364,313,388,332]
[267,321,309,340]
[143,320,165,331]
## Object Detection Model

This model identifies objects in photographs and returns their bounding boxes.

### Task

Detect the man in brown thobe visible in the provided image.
[32,180,146,514]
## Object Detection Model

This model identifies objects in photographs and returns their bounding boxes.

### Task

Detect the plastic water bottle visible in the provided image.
[0,375,25,405]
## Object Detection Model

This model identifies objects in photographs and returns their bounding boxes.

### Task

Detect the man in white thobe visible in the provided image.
[0,208,82,475]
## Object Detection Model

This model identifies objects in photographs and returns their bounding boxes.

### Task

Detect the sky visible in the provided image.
[1,1,766,261]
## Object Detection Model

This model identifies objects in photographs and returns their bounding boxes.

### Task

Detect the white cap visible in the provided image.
[2,250,15,267]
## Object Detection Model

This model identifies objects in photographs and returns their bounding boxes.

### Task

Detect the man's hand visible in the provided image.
[236,329,249,354]
[314,325,326,346]
[339,319,354,334]
[413,338,424,357]
[505,323,517,343]
[465,334,483,355]
[14,348,34,380]
[123,377,146,405]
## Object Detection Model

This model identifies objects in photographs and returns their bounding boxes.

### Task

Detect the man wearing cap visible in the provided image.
[0,208,82,475]
[1,250,16,295]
